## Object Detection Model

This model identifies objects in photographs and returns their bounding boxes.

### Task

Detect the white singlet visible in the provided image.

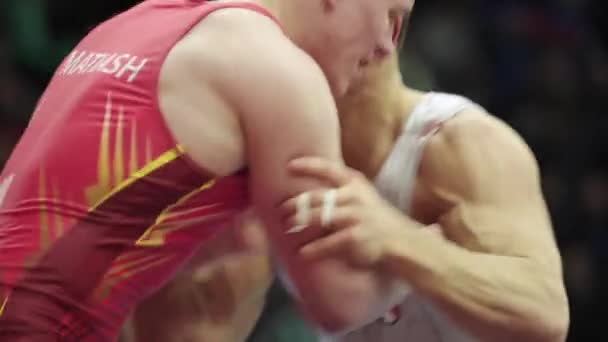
[340,92,483,342]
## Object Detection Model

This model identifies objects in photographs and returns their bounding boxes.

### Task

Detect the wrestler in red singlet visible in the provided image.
[0,1,275,340]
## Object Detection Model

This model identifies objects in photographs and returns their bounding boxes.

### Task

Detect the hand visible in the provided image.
[281,157,420,268]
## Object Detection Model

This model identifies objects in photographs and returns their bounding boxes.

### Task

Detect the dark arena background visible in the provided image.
[1,0,606,341]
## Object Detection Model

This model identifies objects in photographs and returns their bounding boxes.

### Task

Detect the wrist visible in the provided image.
[381,227,449,290]
[381,215,423,267]
[381,228,418,278]
[383,235,406,267]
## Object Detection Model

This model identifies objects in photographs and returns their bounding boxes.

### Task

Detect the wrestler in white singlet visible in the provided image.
[342,92,482,342]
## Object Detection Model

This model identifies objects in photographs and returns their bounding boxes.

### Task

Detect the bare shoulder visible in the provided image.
[166,7,329,101]
[419,106,541,203]
[418,106,560,262]
[160,8,277,86]
[157,7,333,175]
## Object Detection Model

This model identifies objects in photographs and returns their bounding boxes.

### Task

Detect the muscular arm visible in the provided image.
[161,9,400,333]
[231,17,402,333]
[385,111,569,342]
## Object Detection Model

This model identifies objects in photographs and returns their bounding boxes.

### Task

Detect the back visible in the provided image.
[0,1,278,340]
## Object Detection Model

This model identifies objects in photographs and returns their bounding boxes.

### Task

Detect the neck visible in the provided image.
[255,0,302,44]
[256,0,279,15]
[339,82,425,179]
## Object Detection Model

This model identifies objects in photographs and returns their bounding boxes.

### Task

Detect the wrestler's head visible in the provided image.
[333,17,414,177]
[332,0,412,106]
[273,0,414,95]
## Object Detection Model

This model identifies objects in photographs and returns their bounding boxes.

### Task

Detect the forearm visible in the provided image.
[260,202,406,332]
[385,229,568,342]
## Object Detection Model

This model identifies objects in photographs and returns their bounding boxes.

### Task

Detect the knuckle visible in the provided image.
[350,227,365,243]
[345,229,358,243]
[280,198,293,210]
[310,192,323,207]
[349,191,364,205]
[323,163,336,173]
[338,187,354,201]
[351,169,365,180]
[339,207,357,221]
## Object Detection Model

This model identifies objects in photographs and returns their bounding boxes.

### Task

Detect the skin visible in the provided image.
[282,53,570,341]
[130,13,569,340]
[129,0,415,339]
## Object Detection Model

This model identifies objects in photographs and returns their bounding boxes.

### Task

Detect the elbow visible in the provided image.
[520,262,570,342]
[298,279,386,335]
[537,303,569,342]
[310,310,355,335]
[539,279,570,342]
[304,281,406,335]
[518,310,569,342]
[498,305,569,342]
[306,302,373,335]
[516,288,570,342]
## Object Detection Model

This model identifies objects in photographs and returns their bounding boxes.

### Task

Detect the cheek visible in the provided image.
[332,25,364,57]
[362,11,386,47]
[329,8,373,57]
[352,15,378,46]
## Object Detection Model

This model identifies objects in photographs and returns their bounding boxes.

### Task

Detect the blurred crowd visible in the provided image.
[1,0,606,340]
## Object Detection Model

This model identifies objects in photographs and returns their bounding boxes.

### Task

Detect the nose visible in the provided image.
[372,33,396,62]
[373,45,391,61]
[359,32,396,69]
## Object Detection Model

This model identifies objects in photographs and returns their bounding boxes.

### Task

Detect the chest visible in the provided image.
[373,128,439,220]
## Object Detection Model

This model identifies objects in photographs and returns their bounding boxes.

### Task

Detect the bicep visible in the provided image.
[247,101,342,251]
[240,66,397,331]
[426,112,560,264]
[234,42,343,253]
[185,14,388,329]
[239,61,368,329]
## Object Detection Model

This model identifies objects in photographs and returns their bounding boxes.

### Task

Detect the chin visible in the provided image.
[330,79,350,97]
[347,76,366,92]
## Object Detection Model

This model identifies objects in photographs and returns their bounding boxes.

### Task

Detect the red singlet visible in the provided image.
[0,1,277,340]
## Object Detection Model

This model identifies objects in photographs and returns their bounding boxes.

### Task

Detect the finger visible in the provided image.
[321,189,337,227]
[284,207,356,233]
[282,192,312,235]
[426,224,445,239]
[288,157,354,187]
[280,188,353,218]
[299,229,354,259]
